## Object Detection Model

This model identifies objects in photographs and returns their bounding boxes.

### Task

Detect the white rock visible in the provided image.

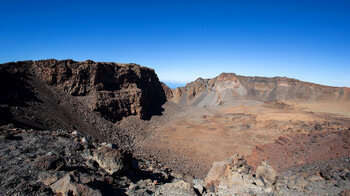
[81,137,87,143]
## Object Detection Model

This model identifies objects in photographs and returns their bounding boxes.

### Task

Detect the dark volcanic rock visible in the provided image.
[0,62,38,107]
[32,59,166,122]
[1,59,167,123]
[0,105,11,125]
[0,127,178,195]
[34,155,65,171]
[86,146,126,175]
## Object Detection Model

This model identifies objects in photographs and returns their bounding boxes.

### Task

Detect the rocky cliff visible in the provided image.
[170,73,350,106]
[1,59,166,123]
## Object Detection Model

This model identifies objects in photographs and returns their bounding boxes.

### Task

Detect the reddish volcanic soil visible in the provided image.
[136,100,350,178]
[246,130,350,172]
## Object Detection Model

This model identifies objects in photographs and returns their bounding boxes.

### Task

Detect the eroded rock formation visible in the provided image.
[0,59,166,123]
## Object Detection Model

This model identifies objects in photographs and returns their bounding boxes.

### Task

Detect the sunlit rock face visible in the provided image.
[169,72,350,106]
[1,59,167,122]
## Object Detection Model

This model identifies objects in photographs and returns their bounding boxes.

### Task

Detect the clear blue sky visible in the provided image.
[1,0,349,87]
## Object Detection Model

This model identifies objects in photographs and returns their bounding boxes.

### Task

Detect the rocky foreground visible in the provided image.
[2,125,350,195]
[0,125,176,195]
[1,59,350,195]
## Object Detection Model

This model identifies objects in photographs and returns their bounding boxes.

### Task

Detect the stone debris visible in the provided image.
[88,146,125,175]
[154,180,196,196]
[34,155,65,171]
[50,171,102,196]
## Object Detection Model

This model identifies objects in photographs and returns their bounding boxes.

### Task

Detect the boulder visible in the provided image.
[50,171,101,196]
[255,161,278,187]
[204,161,227,190]
[284,174,309,190]
[88,146,125,175]
[340,189,350,196]
[34,155,65,171]
[38,172,59,186]
[154,180,196,196]
[204,154,273,195]
[192,179,205,194]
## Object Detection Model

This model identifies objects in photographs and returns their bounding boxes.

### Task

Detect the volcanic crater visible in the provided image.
[1,59,350,195]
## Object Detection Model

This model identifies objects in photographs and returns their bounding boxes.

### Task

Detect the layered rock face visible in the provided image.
[170,72,350,106]
[1,59,166,123]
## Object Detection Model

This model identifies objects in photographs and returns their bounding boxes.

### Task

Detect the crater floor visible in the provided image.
[134,100,350,178]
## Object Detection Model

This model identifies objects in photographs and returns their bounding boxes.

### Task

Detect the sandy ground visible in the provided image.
[138,100,350,178]
[289,101,350,117]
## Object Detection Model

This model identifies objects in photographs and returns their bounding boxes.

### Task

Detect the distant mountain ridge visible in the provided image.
[168,73,350,106]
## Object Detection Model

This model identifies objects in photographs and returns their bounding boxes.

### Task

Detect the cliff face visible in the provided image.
[1,59,166,123]
[170,73,350,106]
[32,59,166,122]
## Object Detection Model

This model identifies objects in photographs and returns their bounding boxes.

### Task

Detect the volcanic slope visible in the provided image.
[0,59,166,148]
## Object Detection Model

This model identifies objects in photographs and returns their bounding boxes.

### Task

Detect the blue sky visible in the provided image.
[1,0,350,87]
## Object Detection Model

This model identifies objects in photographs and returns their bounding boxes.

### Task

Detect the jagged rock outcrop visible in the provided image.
[0,59,167,123]
[203,153,350,195]
[204,154,275,195]
[84,145,126,175]
[170,72,350,106]
[50,171,102,196]
[161,82,174,100]
[33,59,166,122]
[154,180,196,196]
